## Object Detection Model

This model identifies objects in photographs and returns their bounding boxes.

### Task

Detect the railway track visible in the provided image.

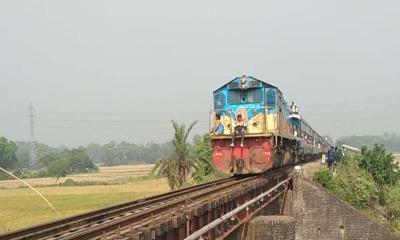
[1,168,292,240]
[0,177,242,240]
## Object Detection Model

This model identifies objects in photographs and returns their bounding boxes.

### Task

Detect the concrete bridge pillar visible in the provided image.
[292,166,305,240]
[243,166,303,240]
[245,215,295,240]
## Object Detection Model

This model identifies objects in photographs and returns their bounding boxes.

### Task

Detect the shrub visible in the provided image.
[313,169,334,190]
[385,186,400,231]
[191,134,214,183]
[359,144,400,187]
[61,178,78,186]
[334,167,378,208]
[314,161,378,208]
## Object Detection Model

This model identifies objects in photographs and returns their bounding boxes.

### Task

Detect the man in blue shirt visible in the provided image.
[327,147,334,170]
[214,114,224,135]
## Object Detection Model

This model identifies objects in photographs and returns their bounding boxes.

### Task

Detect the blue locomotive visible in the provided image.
[209,75,330,174]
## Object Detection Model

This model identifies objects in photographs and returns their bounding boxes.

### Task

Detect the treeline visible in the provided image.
[0,137,98,181]
[13,140,173,169]
[0,134,197,181]
[337,133,400,152]
[85,141,173,165]
[36,149,98,181]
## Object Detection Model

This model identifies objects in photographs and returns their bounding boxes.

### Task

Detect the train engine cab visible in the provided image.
[210,76,294,174]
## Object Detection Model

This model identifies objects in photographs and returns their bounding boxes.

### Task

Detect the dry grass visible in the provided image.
[0,179,169,233]
[0,165,169,233]
[0,164,155,189]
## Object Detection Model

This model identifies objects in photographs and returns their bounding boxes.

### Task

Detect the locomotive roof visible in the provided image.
[213,76,282,94]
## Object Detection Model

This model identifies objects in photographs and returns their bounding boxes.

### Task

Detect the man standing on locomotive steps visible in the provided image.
[231,114,247,148]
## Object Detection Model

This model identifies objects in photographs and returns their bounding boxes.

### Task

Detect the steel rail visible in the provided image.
[1,167,292,240]
[55,175,262,240]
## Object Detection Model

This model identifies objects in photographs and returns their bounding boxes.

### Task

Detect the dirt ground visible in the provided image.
[300,159,326,179]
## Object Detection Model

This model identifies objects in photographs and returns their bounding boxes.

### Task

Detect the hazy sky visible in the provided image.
[1,1,399,147]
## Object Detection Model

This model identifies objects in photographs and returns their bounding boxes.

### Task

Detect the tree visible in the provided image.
[103,141,118,166]
[152,121,197,190]
[359,144,400,187]
[0,137,18,169]
[191,134,214,182]
[61,148,96,173]
[37,148,97,179]
[85,143,106,163]
[15,141,58,169]
[47,158,68,182]
[38,152,59,169]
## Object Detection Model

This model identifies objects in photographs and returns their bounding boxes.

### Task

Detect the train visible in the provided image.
[209,75,330,174]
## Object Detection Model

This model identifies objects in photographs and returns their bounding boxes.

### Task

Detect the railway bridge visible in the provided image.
[0,166,398,240]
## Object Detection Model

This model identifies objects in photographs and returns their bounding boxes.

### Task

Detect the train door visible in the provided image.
[278,94,283,134]
[265,88,277,133]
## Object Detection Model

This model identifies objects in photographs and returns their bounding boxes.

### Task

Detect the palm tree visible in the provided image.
[152,120,198,190]
[152,158,180,190]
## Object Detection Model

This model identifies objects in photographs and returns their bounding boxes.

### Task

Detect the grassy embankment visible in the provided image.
[314,149,400,236]
[0,165,169,233]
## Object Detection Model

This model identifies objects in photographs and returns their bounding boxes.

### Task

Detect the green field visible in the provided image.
[0,166,169,233]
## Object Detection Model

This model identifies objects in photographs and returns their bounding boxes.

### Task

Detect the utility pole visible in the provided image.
[29,104,37,170]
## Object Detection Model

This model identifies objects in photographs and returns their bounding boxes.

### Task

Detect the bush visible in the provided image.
[314,158,378,208]
[313,169,335,190]
[334,167,378,208]
[61,178,78,186]
[191,134,214,183]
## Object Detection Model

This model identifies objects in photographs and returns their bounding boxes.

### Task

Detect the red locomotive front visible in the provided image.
[212,137,274,174]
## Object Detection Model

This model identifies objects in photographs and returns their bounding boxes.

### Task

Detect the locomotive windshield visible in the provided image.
[213,92,226,110]
[228,89,263,104]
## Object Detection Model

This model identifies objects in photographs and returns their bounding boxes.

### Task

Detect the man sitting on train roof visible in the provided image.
[213,114,224,135]
[231,114,247,148]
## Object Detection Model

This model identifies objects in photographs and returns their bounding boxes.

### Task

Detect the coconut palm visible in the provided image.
[152,120,198,190]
